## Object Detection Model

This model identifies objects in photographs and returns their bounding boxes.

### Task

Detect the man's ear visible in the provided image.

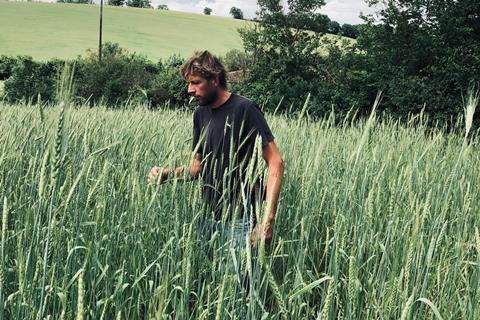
[212,74,220,87]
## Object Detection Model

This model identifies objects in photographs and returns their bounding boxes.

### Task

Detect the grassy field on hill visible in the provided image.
[0,98,478,319]
[0,1,247,61]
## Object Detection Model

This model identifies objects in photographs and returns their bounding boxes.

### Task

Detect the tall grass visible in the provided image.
[0,96,478,319]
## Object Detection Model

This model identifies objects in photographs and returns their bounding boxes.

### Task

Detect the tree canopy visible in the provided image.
[238,0,329,109]
[126,0,151,8]
[356,0,480,122]
[203,7,212,15]
[108,0,124,6]
[230,7,244,19]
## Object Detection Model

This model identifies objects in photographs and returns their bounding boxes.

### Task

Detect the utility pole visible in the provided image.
[98,0,104,62]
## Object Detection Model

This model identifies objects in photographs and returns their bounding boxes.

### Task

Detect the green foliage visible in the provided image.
[56,0,91,3]
[238,0,329,110]
[203,7,212,15]
[75,42,157,105]
[108,0,125,6]
[0,55,19,80]
[3,57,63,102]
[1,43,191,108]
[327,20,341,35]
[221,49,251,72]
[157,4,168,10]
[149,55,189,107]
[340,23,359,39]
[230,6,244,19]
[313,40,377,118]
[126,0,151,8]
[355,0,480,124]
[235,0,479,125]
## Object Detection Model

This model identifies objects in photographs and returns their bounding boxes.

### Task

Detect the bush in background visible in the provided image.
[3,57,63,103]
[74,42,158,105]
[0,43,193,109]
[0,55,20,80]
[148,54,189,106]
[238,0,329,113]
[221,49,251,72]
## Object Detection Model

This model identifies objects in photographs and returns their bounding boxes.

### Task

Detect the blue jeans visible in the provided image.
[200,216,251,268]
[198,215,253,293]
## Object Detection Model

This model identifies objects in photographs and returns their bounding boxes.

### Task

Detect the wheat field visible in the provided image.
[0,94,479,319]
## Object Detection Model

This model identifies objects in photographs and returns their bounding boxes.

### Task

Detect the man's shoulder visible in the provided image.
[232,94,267,118]
[231,93,257,108]
[231,94,265,119]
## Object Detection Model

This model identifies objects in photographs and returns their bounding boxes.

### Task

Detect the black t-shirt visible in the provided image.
[192,93,275,220]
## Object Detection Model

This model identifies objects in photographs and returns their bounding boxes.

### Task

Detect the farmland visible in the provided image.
[0,1,247,61]
[0,96,478,319]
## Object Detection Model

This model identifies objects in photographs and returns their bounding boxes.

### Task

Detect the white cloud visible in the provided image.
[38,0,378,24]
[321,0,376,24]
[153,0,259,19]
[155,0,377,24]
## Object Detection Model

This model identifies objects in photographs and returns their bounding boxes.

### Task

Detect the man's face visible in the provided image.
[187,74,218,106]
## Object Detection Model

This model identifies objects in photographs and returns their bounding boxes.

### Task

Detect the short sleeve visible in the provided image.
[192,110,202,154]
[245,103,275,148]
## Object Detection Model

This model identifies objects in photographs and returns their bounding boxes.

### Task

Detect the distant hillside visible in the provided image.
[0,1,248,61]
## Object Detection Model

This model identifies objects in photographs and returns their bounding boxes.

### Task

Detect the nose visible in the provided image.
[188,83,195,95]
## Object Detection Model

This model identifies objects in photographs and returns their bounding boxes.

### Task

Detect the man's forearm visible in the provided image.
[264,160,285,222]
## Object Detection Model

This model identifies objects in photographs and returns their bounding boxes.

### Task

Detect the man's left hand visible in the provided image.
[250,219,274,249]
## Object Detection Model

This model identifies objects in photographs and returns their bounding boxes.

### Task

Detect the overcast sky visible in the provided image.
[40,0,376,24]
[151,0,377,24]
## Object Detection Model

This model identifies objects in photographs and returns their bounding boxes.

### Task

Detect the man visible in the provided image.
[147,50,284,248]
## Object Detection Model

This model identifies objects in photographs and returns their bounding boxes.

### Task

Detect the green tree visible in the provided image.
[126,0,151,8]
[75,42,157,105]
[0,55,18,80]
[57,0,92,3]
[238,0,329,109]
[149,55,189,106]
[3,57,62,102]
[357,0,480,122]
[327,20,341,34]
[157,4,168,10]
[222,49,251,72]
[230,7,244,19]
[203,7,212,15]
[108,0,125,6]
[340,23,359,38]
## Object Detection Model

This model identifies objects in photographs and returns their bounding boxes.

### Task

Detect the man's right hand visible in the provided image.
[147,166,168,184]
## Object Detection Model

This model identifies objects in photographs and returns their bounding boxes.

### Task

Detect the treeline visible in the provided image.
[234,0,480,126]
[57,0,155,9]
[56,0,177,10]
[55,1,358,38]
[0,43,190,107]
[1,0,479,126]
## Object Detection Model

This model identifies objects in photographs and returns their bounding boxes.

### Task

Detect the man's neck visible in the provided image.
[210,90,232,109]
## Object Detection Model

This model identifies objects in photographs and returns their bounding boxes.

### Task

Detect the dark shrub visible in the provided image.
[0,55,20,80]
[74,42,156,105]
[222,49,251,72]
[4,57,63,103]
[149,66,189,107]
[148,55,189,107]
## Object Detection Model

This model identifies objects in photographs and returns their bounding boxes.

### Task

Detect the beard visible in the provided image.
[196,88,218,106]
